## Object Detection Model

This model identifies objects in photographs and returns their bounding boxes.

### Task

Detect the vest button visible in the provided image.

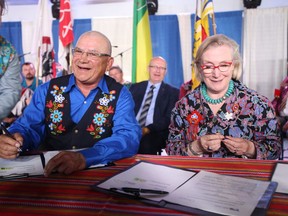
[75,129,78,134]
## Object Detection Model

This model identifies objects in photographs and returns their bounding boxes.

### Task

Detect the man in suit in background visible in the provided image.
[130,56,179,155]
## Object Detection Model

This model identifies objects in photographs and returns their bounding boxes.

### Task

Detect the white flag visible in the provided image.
[31,0,55,83]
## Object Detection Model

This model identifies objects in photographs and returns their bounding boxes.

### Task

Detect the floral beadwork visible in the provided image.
[86,90,116,139]
[46,84,67,135]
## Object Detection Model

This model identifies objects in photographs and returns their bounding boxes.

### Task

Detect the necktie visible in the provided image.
[138,85,155,127]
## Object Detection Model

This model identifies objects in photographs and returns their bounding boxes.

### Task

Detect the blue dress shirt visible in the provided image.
[9,75,141,167]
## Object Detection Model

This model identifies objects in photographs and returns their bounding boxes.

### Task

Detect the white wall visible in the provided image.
[3,0,288,22]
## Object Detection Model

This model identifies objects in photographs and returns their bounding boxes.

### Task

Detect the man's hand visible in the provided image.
[142,127,150,136]
[0,133,23,159]
[44,151,86,177]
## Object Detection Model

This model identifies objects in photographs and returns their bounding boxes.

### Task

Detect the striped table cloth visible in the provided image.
[0,155,287,215]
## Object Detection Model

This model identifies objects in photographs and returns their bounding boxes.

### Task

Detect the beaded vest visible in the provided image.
[43,74,122,150]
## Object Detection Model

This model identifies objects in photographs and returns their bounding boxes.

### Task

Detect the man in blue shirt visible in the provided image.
[0,31,141,176]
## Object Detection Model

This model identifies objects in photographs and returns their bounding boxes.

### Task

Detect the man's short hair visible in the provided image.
[109,65,123,74]
[22,62,34,68]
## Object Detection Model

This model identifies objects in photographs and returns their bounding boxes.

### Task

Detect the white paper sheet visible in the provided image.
[271,163,288,194]
[164,171,270,216]
[0,155,44,177]
[97,162,196,202]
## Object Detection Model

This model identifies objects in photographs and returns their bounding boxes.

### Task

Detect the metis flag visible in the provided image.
[132,0,153,83]
[31,0,56,83]
[58,0,74,73]
[192,0,215,89]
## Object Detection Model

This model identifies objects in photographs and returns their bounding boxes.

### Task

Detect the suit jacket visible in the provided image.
[130,81,179,135]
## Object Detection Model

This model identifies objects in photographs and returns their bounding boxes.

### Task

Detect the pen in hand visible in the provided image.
[0,122,22,152]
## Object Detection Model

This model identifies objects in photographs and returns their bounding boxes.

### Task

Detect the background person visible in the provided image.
[0,31,141,176]
[0,0,21,122]
[130,56,179,155]
[108,65,131,89]
[21,62,42,91]
[166,34,282,160]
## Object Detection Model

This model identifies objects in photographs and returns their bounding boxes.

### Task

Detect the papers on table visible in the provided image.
[0,151,59,179]
[164,170,270,216]
[0,150,111,180]
[97,162,196,202]
[0,154,44,177]
[95,161,275,216]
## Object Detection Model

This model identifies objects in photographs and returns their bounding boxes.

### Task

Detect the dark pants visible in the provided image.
[137,131,167,155]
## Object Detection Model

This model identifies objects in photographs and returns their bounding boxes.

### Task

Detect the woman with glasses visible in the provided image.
[166,34,282,160]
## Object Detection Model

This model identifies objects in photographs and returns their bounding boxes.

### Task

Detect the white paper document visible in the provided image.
[271,163,288,194]
[0,151,59,178]
[164,170,270,216]
[0,154,44,177]
[97,162,196,202]
[0,150,111,179]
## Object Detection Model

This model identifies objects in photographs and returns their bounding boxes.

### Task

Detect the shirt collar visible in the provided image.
[148,81,161,90]
[64,74,110,94]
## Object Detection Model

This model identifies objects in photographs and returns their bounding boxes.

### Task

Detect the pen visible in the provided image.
[0,173,29,181]
[110,187,169,196]
[0,122,22,152]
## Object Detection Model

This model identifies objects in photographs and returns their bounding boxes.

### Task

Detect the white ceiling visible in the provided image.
[6,0,130,5]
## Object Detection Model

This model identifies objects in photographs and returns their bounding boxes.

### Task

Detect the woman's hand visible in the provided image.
[222,136,256,158]
[198,134,224,152]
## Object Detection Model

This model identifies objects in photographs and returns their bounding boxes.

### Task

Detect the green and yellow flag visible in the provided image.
[132,0,153,83]
[192,0,215,89]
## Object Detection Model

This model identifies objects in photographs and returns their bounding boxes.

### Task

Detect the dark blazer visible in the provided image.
[130,81,179,154]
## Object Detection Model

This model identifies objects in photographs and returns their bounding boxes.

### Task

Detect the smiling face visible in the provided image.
[72,32,114,91]
[148,57,167,84]
[201,45,234,98]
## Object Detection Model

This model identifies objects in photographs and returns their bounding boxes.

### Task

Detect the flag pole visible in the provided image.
[36,46,41,87]
[211,3,217,35]
[69,43,73,74]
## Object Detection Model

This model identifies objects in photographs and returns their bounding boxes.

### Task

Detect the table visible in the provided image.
[0,155,287,215]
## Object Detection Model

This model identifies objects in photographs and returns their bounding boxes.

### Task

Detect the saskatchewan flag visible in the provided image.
[132,0,153,83]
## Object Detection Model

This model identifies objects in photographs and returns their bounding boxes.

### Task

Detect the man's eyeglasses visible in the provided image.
[149,65,166,71]
[72,47,110,59]
[200,62,233,74]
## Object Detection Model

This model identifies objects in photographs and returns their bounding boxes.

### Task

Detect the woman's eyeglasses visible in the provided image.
[200,62,233,74]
